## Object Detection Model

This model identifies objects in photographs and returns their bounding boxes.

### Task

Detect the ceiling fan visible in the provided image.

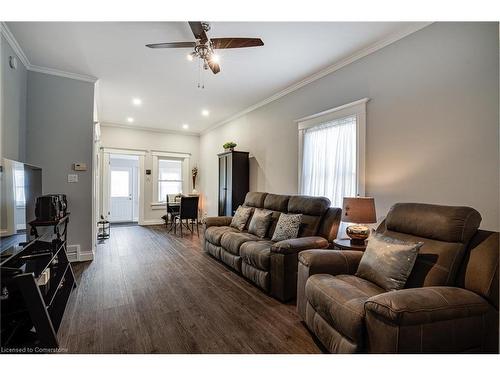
[146,22,264,74]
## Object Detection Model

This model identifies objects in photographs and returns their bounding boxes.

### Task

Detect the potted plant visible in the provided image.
[223,142,237,152]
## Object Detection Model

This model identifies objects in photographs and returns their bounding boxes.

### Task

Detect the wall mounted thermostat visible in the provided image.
[68,174,78,183]
[73,163,87,171]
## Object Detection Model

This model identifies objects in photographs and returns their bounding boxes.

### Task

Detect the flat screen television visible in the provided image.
[0,158,42,251]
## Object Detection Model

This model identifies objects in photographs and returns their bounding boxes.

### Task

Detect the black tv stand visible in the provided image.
[1,215,76,351]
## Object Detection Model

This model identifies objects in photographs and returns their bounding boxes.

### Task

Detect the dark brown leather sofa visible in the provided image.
[204,192,341,302]
[297,203,499,353]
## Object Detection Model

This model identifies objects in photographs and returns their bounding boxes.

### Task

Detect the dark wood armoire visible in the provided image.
[218,150,249,216]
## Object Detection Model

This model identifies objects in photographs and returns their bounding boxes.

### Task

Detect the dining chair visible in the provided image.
[173,196,200,236]
[165,194,181,230]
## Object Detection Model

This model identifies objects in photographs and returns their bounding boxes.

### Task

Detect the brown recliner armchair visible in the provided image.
[297,203,499,353]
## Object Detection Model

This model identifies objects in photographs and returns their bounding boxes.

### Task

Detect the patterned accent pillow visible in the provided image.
[230,206,253,231]
[356,232,423,291]
[271,213,302,242]
[248,209,273,238]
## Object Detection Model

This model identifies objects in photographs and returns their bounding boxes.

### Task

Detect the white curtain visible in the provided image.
[300,115,357,207]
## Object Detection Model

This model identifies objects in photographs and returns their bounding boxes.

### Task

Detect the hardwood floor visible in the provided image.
[57,225,322,353]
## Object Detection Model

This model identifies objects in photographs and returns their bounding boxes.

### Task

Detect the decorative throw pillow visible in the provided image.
[230,206,253,231]
[248,209,273,238]
[356,232,423,291]
[271,213,302,242]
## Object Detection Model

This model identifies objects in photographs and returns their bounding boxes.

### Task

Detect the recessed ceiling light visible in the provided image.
[132,98,142,106]
[201,109,210,117]
[127,117,134,123]
[182,124,189,129]
[186,53,194,62]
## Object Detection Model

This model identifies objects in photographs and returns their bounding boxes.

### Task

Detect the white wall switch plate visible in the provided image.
[68,174,78,183]
[73,163,87,171]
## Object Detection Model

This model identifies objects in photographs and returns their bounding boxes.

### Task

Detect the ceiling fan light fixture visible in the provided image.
[209,53,220,63]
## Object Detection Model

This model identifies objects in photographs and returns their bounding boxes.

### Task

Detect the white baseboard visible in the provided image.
[140,219,165,226]
[67,244,94,262]
[78,250,94,262]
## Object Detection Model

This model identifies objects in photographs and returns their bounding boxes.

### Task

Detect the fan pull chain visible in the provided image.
[197,58,201,89]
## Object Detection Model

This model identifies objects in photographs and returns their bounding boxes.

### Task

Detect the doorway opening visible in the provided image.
[107,154,140,224]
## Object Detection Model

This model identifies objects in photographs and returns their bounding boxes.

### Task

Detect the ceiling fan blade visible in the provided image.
[208,60,221,74]
[146,42,196,49]
[188,21,208,43]
[211,38,264,49]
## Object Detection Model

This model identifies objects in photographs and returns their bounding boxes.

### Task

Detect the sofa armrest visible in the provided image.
[365,286,490,325]
[297,250,363,320]
[204,216,232,228]
[269,237,329,302]
[298,249,363,275]
[365,286,497,353]
[271,236,329,255]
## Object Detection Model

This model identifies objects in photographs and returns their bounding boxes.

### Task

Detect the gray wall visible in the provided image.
[200,22,499,230]
[1,34,27,162]
[26,71,94,252]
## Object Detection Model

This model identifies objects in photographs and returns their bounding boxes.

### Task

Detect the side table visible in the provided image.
[332,238,367,251]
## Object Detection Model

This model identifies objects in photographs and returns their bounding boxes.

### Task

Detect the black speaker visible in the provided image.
[35,194,67,221]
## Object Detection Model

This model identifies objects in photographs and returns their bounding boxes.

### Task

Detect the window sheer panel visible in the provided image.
[300,116,357,208]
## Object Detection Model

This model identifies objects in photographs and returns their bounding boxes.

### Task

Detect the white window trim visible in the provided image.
[296,98,369,198]
[151,151,191,208]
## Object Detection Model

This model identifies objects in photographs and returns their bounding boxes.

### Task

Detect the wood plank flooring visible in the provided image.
[57,225,322,353]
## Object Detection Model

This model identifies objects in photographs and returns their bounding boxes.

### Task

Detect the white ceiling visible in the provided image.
[7,22,427,134]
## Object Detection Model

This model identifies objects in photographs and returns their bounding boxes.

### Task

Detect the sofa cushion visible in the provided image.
[385,203,481,244]
[288,196,331,237]
[305,274,384,344]
[230,206,253,231]
[263,193,290,212]
[380,229,469,288]
[248,209,273,238]
[242,262,270,291]
[240,240,274,270]
[243,192,267,208]
[205,226,238,246]
[356,232,422,291]
[271,213,302,242]
[221,231,261,255]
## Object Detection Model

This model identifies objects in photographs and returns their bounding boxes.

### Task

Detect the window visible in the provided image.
[110,170,130,197]
[298,99,367,207]
[157,158,183,201]
[14,168,26,207]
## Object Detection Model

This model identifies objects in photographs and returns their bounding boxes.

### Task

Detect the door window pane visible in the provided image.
[111,170,130,197]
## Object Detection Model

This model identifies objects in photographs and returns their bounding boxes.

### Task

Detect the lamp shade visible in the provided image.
[341,197,376,224]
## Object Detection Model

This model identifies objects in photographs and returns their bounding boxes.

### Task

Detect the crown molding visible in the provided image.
[1,22,30,67]
[1,22,97,83]
[201,22,433,135]
[29,64,97,83]
[101,122,200,137]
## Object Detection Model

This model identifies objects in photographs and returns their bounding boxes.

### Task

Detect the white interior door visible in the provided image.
[109,166,133,222]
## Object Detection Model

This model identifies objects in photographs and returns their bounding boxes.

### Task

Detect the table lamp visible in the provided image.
[341,197,376,245]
